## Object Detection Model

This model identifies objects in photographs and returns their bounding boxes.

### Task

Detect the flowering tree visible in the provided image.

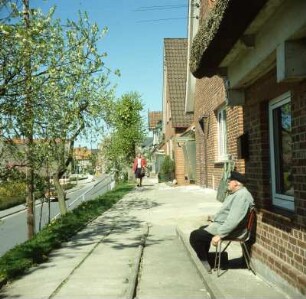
[0,1,116,237]
[101,92,146,180]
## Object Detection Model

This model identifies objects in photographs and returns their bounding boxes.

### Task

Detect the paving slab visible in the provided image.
[0,177,299,299]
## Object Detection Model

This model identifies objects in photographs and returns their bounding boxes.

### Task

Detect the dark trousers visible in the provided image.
[189,226,213,261]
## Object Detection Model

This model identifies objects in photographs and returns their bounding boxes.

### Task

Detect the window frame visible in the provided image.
[269,91,294,211]
[217,107,228,162]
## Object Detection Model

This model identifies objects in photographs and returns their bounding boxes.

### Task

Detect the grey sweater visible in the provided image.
[205,187,254,238]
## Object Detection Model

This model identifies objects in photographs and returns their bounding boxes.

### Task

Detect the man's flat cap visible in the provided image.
[229,171,247,184]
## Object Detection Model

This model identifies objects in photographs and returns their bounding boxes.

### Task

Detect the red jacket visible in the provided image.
[133,157,146,172]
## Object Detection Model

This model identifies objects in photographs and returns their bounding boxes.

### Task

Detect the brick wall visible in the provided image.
[253,211,306,293]
[293,86,306,225]
[244,69,306,295]
[174,139,187,185]
[164,115,188,185]
[193,0,306,294]
[194,76,245,189]
[227,105,245,170]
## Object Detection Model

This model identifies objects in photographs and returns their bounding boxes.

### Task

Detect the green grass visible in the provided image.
[0,182,134,288]
[0,182,28,210]
[0,182,76,211]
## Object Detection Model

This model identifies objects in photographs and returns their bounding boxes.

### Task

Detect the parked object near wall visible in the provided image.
[217,161,235,203]
[44,187,67,202]
[158,156,175,183]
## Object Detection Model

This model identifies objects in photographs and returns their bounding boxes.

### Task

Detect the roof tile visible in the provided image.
[164,38,193,128]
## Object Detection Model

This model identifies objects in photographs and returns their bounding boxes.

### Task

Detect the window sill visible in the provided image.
[214,159,232,165]
[259,207,295,223]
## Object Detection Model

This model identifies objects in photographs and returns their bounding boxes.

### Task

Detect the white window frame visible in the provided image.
[269,91,294,211]
[217,107,228,161]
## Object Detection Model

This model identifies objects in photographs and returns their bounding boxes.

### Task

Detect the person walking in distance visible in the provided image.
[133,153,147,187]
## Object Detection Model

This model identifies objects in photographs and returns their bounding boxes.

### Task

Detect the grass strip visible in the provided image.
[0,182,134,288]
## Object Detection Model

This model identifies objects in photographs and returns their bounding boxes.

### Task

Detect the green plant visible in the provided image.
[0,182,134,288]
[0,182,27,210]
[158,156,175,182]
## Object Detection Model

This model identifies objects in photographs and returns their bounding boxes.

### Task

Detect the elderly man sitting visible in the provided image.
[189,171,255,273]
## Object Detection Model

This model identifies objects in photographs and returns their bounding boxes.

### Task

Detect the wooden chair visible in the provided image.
[214,207,256,277]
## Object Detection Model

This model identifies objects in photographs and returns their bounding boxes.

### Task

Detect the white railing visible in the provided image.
[53,175,115,220]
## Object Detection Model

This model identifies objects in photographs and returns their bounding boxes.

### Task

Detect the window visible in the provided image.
[217,107,228,161]
[269,91,294,211]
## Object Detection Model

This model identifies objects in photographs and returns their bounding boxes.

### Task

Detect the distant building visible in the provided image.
[148,111,163,146]
[147,111,164,174]
[0,138,70,177]
[73,146,95,174]
[162,38,193,184]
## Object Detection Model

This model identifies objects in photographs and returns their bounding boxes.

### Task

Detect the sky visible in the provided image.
[31,0,189,113]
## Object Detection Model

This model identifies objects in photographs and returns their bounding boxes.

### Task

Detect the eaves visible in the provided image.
[190,0,268,78]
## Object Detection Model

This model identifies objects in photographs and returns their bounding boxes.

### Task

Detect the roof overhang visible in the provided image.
[190,0,306,106]
[175,124,196,145]
[190,0,268,79]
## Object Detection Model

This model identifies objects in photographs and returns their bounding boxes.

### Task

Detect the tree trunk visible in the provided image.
[53,174,68,215]
[23,0,35,239]
[26,166,35,238]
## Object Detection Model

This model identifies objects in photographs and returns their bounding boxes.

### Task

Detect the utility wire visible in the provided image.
[134,2,199,23]
[136,17,188,23]
[135,5,187,12]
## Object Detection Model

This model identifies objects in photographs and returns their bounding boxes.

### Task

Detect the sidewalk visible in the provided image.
[0,177,296,299]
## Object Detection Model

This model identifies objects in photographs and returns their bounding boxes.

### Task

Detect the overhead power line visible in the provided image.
[136,17,194,23]
[135,5,187,12]
[134,2,199,23]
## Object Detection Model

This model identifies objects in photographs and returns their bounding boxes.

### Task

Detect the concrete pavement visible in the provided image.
[0,176,297,299]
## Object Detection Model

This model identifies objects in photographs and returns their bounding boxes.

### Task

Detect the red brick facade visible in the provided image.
[162,39,193,185]
[174,134,187,185]
[243,70,306,293]
[194,70,306,294]
[194,76,245,188]
[190,0,306,295]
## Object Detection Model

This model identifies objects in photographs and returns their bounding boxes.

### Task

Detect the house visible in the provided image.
[73,146,94,174]
[162,38,194,184]
[184,0,245,191]
[148,111,163,147]
[0,138,72,177]
[148,111,163,175]
[188,0,306,296]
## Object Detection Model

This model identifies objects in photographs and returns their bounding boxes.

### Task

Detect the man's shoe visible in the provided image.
[201,260,212,274]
